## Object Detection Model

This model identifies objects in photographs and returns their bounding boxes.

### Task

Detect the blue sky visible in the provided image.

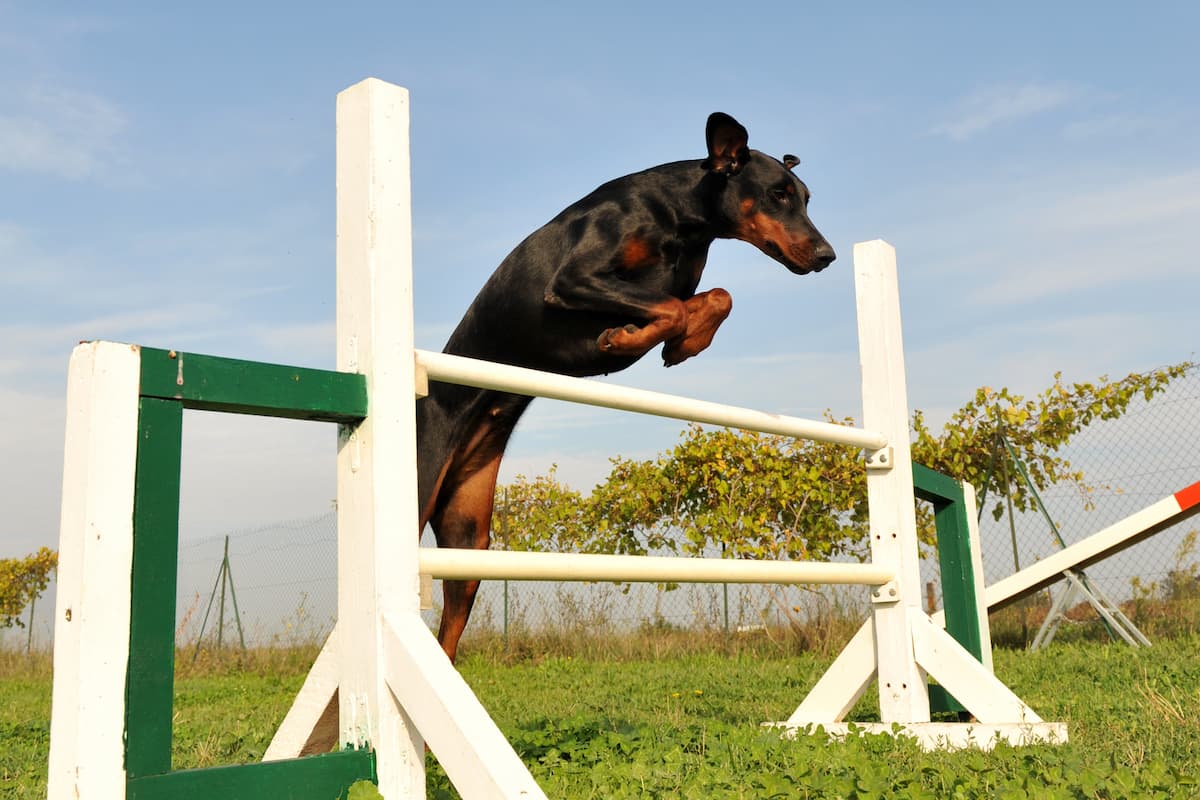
[2,2,1198,557]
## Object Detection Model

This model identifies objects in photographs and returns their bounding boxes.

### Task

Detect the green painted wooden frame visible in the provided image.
[912,463,985,714]
[124,347,374,799]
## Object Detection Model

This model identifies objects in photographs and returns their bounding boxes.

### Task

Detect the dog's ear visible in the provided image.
[703,112,750,176]
[782,154,800,171]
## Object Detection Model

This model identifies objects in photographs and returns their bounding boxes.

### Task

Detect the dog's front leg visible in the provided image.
[661,288,732,366]
[595,296,688,358]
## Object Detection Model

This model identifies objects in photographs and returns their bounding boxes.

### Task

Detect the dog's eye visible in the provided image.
[771,188,790,203]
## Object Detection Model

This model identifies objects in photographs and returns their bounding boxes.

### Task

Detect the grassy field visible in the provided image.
[4,636,1200,798]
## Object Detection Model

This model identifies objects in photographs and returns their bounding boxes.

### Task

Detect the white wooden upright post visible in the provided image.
[47,342,142,800]
[335,78,426,796]
[854,240,931,723]
[334,77,545,800]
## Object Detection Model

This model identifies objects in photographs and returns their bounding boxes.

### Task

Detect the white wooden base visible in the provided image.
[786,609,1065,744]
[775,721,1068,752]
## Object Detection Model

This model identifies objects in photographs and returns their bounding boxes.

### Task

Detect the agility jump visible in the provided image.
[48,78,1062,800]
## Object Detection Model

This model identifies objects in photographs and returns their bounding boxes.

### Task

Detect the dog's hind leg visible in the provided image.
[427,394,529,662]
[430,448,503,663]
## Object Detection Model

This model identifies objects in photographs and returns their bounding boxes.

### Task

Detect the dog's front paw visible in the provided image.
[597,324,639,353]
[661,340,691,367]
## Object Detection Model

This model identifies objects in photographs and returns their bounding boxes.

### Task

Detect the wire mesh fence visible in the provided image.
[976,363,1200,596]
[962,363,1200,645]
[171,516,877,656]
[169,358,1200,654]
[8,366,1198,655]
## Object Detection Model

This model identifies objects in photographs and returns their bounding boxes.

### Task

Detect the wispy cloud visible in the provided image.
[965,167,1200,305]
[249,321,336,367]
[0,221,68,289]
[1035,169,1200,234]
[1061,113,1162,142]
[931,81,1077,141]
[0,83,127,179]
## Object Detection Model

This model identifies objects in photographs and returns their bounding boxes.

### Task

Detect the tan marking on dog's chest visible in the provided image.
[618,236,659,272]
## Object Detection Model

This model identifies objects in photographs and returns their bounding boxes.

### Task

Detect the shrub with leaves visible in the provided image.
[491,466,590,553]
[0,547,58,628]
[588,420,874,562]
[911,363,1193,520]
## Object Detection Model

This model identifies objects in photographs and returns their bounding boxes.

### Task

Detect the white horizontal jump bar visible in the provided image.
[418,548,895,586]
[415,350,888,450]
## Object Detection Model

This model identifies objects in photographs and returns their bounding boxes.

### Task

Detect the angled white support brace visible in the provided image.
[263,626,340,761]
[1031,569,1150,650]
[382,613,545,799]
[907,610,1040,724]
[786,618,876,726]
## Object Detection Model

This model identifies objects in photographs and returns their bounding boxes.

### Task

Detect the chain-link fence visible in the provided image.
[975,364,1200,594]
[174,515,340,650]
[178,360,1199,653]
[961,363,1200,644]
[171,519,871,653]
[8,366,1197,654]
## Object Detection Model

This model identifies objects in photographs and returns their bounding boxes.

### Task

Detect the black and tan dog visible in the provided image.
[420,112,835,661]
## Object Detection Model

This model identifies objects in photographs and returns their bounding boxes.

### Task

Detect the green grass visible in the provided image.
[5,637,1200,798]
[1,674,51,798]
[435,642,1200,798]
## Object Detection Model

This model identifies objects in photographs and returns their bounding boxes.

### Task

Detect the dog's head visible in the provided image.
[703,112,835,275]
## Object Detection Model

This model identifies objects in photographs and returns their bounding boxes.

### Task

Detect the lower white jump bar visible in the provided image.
[418,548,895,586]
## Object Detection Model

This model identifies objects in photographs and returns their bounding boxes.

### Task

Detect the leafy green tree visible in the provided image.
[0,547,58,628]
[582,420,874,562]
[582,453,682,556]
[662,421,871,561]
[490,466,590,552]
[911,363,1193,520]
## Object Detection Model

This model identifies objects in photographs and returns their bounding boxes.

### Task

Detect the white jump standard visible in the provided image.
[47,77,1063,800]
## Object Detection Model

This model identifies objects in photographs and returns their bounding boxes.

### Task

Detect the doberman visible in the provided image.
[421,112,835,662]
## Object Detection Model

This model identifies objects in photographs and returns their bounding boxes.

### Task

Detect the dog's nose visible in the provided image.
[812,241,836,270]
